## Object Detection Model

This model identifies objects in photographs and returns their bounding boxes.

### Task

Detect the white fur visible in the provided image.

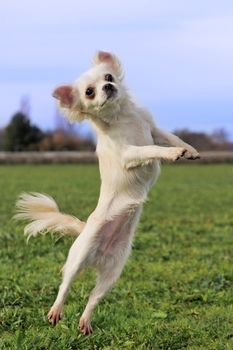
[15,51,199,335]
[15,192,85,240]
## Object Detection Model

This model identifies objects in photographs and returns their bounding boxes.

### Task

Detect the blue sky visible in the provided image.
[0,0,233,138]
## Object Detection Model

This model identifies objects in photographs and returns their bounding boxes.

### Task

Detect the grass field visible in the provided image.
[0,164,233,350]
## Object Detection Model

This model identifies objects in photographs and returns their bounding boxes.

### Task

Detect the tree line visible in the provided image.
[174,128,233,152]
[0,111,95,152]
[0,110,232,152]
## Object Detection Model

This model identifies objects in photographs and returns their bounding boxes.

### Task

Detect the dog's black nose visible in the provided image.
[103,83,116,98]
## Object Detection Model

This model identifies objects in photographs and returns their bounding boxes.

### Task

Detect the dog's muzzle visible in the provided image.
[102,83,117,99]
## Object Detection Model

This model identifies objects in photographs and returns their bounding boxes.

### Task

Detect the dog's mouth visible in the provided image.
[100,100,107,108]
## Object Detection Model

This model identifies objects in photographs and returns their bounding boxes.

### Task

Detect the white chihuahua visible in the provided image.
[15,51,199,335]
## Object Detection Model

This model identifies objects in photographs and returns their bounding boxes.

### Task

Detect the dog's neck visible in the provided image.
[90,94,136,136]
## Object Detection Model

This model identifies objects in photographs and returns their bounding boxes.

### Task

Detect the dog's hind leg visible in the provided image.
[47,215,102,325]
[79,208,142,335]
[48,208,141,330]
[47,212,124,326]
[79,249,129,335]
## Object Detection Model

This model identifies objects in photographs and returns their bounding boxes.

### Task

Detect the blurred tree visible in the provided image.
[174,129,214,151]
[20,95,31,117]
[4,112,44,151]
[174,128,233,151]
[0,128,5,150]
[211,128,229,144]
[38,129,95,151]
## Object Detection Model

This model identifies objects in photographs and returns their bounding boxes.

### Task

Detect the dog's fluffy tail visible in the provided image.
[14,192,85,240]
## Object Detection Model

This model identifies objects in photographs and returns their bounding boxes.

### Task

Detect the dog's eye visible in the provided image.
[85,87,95,98]
[105,74,114,82]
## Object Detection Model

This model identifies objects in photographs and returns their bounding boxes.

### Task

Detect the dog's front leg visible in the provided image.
[122,145,187,169]
[152,128,200,159]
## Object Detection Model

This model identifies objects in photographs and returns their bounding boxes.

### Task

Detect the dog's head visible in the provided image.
[53,51,126,124]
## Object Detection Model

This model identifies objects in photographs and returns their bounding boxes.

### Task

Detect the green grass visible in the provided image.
[0,164,233,350]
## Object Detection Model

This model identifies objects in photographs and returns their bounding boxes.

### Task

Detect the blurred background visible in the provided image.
[0,0,233,153]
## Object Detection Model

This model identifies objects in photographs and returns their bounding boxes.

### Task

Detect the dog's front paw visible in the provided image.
[48,305,62,325]
[184,149,200,160]
[79,317,93,335]
[168,147,187,161]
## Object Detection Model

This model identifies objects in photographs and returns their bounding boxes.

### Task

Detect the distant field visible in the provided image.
[0,164,233,350]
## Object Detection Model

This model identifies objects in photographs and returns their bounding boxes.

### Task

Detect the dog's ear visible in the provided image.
[93,51,124,80]
[52,85,75,108]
